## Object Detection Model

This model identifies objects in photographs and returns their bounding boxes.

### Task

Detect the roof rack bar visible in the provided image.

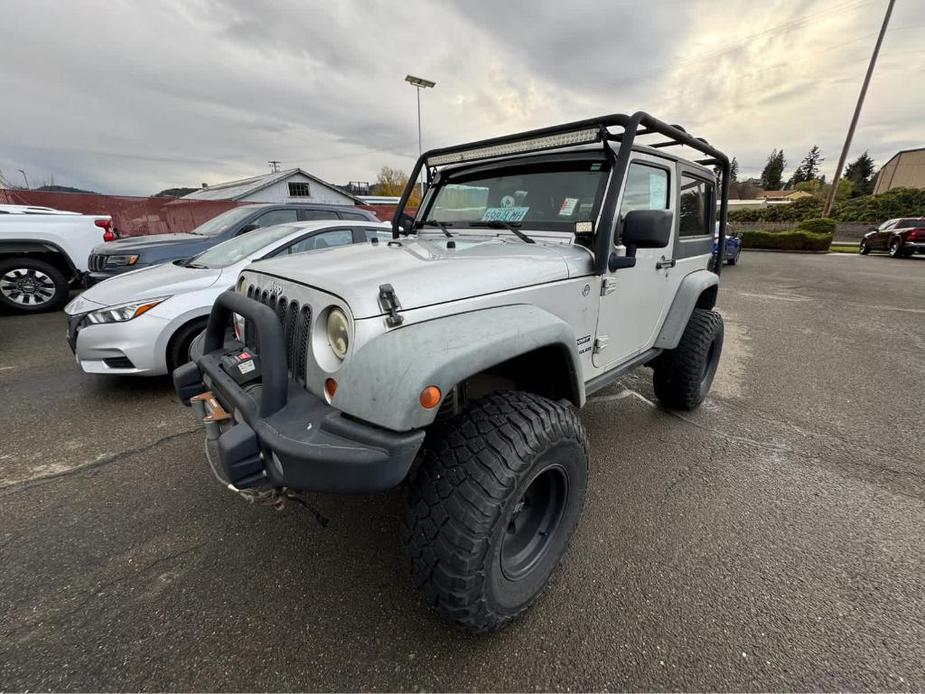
[392,111,731,253]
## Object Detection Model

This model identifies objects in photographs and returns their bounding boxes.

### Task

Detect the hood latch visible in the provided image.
[378,284,404,328]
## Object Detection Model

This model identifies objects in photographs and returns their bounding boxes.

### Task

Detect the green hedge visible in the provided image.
[729,187,925,224]
[831,187,925,222]
[728,196,823,223]
[796,217,836,233]
[740,230,833,251]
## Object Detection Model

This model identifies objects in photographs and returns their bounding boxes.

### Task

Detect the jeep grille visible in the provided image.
[244,284,311,384]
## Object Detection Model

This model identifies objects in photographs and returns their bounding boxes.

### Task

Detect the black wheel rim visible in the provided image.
[501,465,568,581]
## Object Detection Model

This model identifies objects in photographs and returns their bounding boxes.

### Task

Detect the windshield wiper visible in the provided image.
[417,220,453,237]
[469,220,535,244]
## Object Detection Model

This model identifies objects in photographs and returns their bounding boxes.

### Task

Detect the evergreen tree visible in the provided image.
[729,157,739,183]
[844,151,876,197]
[760,149,786,190]
[790,146,824,186]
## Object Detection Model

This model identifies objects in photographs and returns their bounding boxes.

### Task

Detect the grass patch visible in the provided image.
[829,244,859,254]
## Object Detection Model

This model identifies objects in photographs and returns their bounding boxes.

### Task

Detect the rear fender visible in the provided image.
[654,270,719,350]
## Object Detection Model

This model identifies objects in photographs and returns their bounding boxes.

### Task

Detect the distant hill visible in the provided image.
[36,185,98,194]
[153,187,198,197]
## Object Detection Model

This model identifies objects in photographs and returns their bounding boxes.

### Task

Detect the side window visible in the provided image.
[285,228,353,255]
[679,175,713,237]
[299,209,334,221]
[617,163,669,245]
[338,211,369,221]
[620,163,670,215]
[251,209,299,230]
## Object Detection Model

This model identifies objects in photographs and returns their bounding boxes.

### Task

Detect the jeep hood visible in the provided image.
[244,234,594,318]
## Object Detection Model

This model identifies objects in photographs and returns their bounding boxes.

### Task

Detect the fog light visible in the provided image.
[324,378,338,402]
[419,386,442,409]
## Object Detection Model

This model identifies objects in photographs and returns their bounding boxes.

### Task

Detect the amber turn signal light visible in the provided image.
[419,386,442,409]
[324,378,337,401]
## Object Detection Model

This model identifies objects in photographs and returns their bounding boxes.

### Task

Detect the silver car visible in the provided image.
[64,220,388,376]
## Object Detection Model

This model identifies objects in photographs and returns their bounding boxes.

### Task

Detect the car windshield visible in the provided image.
[190,224,300,268]
[421,159,610,232]
[190,206,258,236]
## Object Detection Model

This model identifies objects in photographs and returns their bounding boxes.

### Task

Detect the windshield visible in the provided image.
[422,159,610,232]
[190,206,258,236]
[191,224,299,268]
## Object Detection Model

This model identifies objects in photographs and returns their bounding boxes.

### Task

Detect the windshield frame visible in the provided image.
[417,153,612,235]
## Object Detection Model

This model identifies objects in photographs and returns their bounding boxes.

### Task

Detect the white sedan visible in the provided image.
[64,220,389,376]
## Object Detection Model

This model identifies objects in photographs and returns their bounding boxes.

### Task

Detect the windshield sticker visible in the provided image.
[650,172,668,209]
[500,194,517,208]
[482,206,529,223]
[558,197,579,216]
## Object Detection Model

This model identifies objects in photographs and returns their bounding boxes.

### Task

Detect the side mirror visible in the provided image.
[238,223,259,235]
[397,212,416,234]
[622,209,673,250]
[608,210,674,272]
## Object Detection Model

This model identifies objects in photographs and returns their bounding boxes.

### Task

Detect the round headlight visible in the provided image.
[325,308,349,360]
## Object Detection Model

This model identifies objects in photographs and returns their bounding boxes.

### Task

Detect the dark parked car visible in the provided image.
[859,217,925,258]
[85,203,379,285]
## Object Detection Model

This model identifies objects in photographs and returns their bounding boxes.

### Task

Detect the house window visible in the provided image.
[288,182,311,197]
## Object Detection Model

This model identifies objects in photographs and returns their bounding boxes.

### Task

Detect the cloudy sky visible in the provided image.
[1,0,921,195]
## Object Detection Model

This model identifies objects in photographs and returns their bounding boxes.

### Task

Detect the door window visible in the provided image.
[252,209,299,230]
[299,209,335,221]
[679,176,713,237]
[284,228,353,255]
[338,211,369,221]
[617,163,669,245]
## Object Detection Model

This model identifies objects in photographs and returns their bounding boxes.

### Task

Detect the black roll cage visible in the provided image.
[392,111,730,276]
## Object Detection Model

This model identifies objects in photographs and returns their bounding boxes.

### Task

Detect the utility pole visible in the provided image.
[823,0,895,217]
[17,169,30,189]
[268,160,281,173]
[405,75,436,198]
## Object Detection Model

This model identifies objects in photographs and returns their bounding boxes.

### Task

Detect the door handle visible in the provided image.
[656,257,676,270]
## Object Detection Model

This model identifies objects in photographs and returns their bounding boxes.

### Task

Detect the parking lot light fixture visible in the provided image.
[405,74,436,196]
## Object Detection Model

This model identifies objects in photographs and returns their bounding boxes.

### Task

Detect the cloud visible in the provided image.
[0,0,921,194]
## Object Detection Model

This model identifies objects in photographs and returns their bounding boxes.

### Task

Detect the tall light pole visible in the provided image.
[405,74,436,198]
[823,0,895,217]
[17,169,29,189]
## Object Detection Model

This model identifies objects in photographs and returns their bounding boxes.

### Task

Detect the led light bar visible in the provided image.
[427,127,601,167]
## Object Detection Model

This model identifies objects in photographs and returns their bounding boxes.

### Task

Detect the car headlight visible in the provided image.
[325,308,349,360]
[104,254,139,266]
[86,296,169,324]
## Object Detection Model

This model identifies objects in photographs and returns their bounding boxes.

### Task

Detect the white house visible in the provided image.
[183,168,362,205]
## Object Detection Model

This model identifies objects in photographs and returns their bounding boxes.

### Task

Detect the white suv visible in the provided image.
[174,111,731,633]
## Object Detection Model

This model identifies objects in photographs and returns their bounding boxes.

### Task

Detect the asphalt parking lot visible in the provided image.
[1,251,923,691]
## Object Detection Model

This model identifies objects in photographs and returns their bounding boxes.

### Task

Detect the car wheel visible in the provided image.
[402,391,588,633]
[166,318,208,373]
[889,238,903,258]
[652,308,724,411]
[858,240,870,255]
[0,257,70,314]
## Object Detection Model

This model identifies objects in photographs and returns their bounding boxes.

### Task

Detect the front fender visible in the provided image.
[333,305,583,431]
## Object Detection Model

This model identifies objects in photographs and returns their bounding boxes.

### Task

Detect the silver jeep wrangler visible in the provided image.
[174,111,731,633]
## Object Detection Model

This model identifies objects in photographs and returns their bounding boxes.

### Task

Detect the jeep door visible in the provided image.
[593,155,680,370]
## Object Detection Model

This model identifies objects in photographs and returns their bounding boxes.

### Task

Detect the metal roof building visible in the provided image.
[873,148,925,194]
[182,168,362,205]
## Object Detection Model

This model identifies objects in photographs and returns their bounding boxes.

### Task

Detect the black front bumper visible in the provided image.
[173,290,424,494]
